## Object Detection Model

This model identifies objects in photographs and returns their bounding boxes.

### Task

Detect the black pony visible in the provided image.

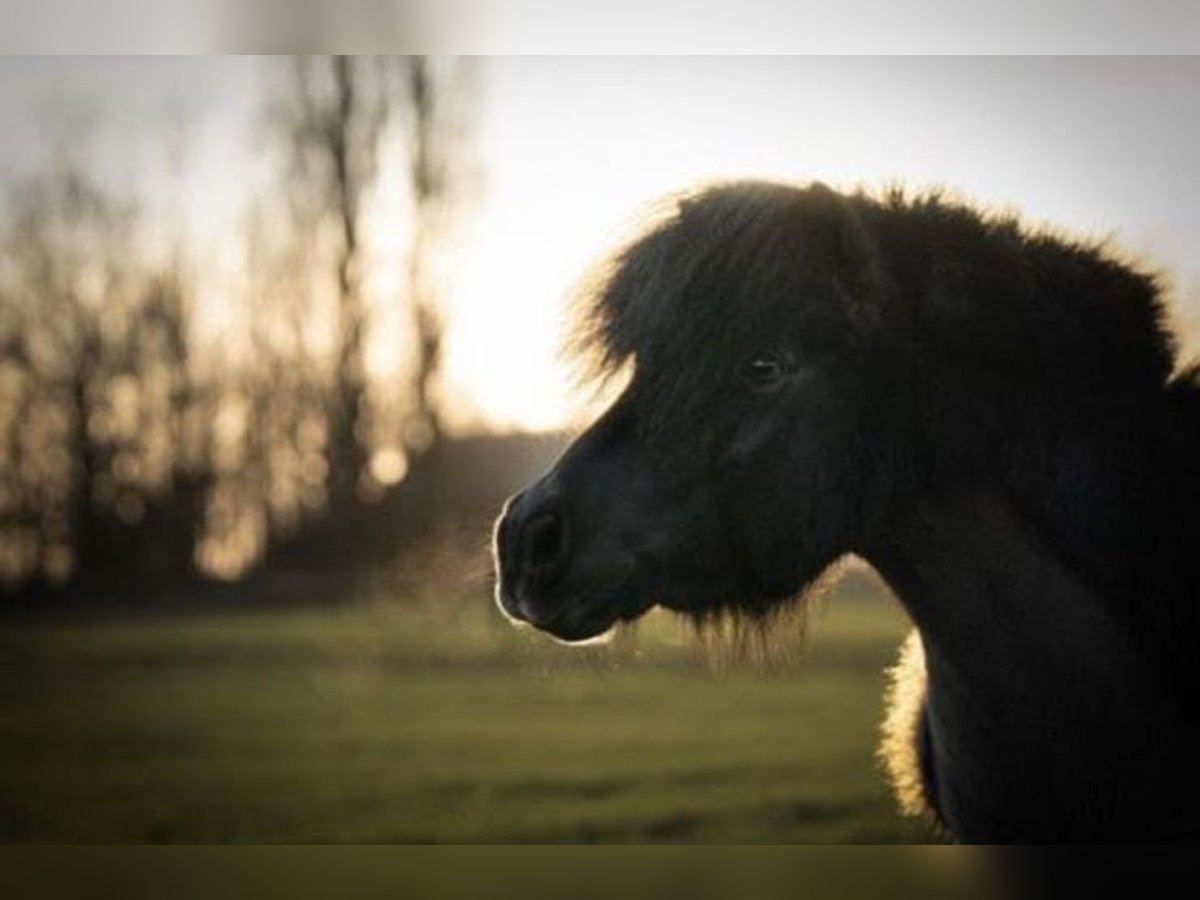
[493,180,1200,843]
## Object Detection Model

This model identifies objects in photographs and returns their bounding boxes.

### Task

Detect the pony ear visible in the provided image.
[801,183,878,277]
[797,183,888,333]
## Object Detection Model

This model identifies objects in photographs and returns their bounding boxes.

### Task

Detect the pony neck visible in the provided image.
[884,391,1200,697]
[866,488,1195,840]
[868,489,1141,693]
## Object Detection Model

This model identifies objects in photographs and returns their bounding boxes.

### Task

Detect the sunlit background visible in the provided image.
[1,56,1198,846]
[5,57,1198,434]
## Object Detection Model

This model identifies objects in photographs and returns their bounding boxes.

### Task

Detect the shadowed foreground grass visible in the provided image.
[0,577,932,843]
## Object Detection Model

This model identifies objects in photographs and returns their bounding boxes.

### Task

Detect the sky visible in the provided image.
[3,56,1200,432]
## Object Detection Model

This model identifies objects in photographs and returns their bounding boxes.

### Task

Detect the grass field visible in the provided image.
[0,576,933,843]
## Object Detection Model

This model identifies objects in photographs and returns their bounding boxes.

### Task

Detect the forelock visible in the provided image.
[565,181,859,422]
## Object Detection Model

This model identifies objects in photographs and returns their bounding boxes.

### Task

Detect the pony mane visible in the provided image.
[565,180,881,435]
[566,182,810,390]
[871,185,1177,395]
[566,182,752,387]
[567,179,1180,414]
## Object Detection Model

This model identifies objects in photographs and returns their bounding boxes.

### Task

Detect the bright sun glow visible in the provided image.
[433,58,1200,433]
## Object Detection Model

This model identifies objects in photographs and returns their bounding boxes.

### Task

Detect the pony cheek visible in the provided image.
[723,416,786,469]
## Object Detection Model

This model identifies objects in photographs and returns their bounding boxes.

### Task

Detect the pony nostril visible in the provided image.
[524,511,567,575]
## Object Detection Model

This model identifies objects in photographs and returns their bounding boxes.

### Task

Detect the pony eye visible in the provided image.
[739,354,789,389]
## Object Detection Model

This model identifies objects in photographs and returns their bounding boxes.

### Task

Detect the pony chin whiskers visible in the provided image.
[684,602,805,673]
[680,557,850,671]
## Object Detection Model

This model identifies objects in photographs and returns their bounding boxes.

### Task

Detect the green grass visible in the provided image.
[0,578,933,843]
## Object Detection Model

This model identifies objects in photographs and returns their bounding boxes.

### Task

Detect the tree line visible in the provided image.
[0,56,477,600]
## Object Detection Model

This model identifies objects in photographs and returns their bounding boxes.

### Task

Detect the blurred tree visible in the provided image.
[0,55,481,598]
[280,55,389,516]
[266,54,479,564]
[2,170,133,588]
[227,205,333,573]
[129,272,216,584]
[397,55,479,454]
[0,168,217,596]
[0,282,40,587]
